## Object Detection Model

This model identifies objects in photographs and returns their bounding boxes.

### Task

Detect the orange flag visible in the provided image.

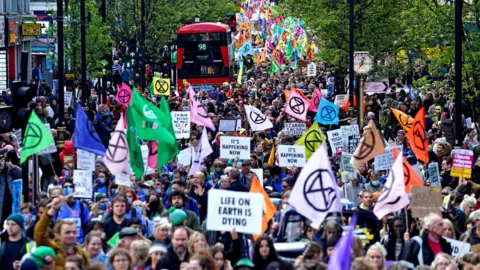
[268,144,275,166]
[284,89,291,101]
[352,120,386,169]
[392,108,414,132]
[250,174,277,240]
[393,148,424,193]
[341,95,357,110]
[292,88,311,104]
[406,108,429,163]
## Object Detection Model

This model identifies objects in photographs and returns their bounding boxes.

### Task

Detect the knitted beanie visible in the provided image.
[7,213,24,229]
[168,207,187,226]
[30,246,57,268]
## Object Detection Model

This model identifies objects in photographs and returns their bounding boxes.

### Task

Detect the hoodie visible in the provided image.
[440,119,456,147]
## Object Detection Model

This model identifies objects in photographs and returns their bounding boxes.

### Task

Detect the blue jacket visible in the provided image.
[53,199,91,243]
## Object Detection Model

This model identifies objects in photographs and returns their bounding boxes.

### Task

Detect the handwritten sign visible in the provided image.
[428,162,441,187]
[283,122,307,136]
[171,111,190,139]
[76,149,96,171]
[410,186,442,218]
[373,146,403,171]
[220,136,251,160]
[278,145,306,167]
[73,170,93,199]
[64,91,73,107]
[341,152,354,173]
[327,129,344,153]
[451,149,474,179]
[206,189,263,234]
[12,179,22,214]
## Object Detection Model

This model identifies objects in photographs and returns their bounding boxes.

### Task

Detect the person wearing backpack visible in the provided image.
[400,213,452,268]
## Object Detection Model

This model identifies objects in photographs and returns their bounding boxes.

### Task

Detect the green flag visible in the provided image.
[126,110,144,178]
[107,232,120,248]
[171,51,177,64]
[158,95,179,167]
[20,112,55,164]
[270,61,280,75]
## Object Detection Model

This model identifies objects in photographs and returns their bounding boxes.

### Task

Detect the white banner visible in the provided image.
[171,111,190,139]
[64,91,73,108]
[76,149,96,171]
[283,122,307,136]
[307,63,317,77]
[278,145,306,167]
[206,189,263,234]
[73,170,93,199]
[220,136,251,160]
[177,147,193,166]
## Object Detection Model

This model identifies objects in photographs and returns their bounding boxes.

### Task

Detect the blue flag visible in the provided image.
[327,214,358,270]
[409,85,417,100]
[239,40,253,57]
[73,103,106,156]
[316,98,339,125]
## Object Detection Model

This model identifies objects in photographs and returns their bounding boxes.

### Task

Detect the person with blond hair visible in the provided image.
[431,253,456,270]
[366,242,387,270]
[130,240,150,269]
[188,231,209,254]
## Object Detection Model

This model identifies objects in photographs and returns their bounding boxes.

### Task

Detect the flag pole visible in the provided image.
[404,207,409,231]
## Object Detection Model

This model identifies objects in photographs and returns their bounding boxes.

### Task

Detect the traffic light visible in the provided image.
[0,106,14,134]
[11,81,35,130]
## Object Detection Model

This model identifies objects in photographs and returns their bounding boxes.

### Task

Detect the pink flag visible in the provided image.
[373,154,410,220]
[285,89,310,122]
[188,85,216,131]
[104,114,129,176]
[308,88,323,112]
[148,141,158,170]
[115,83,132,107]
[296,26,302,36]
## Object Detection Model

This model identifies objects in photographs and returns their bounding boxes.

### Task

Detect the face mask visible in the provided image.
[98,178,105,185]
[127,197,132,204]
[21,214,30,223]
[371,180,380,187]
[155,189,162,194]
[64,186,73,196]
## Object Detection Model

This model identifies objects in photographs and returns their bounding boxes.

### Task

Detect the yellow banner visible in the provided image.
[152,77,170,96]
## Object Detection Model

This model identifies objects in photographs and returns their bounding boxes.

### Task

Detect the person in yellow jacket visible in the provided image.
[34,195,90,270]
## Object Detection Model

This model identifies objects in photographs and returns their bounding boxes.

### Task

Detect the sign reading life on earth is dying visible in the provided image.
[206,190,263,234]
[220,136,251,160]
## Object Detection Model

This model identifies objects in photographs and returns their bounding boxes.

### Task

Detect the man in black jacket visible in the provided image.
[400,213,452,268]
[0,214,35,270]
[156,226,190,270]
[227,168,249,193]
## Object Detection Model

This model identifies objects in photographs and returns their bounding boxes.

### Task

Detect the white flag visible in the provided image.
[373,154,410,220]
[288,144,342,228]
[188,130,213,176]
[104,114,129,176]
[245,105,273,131]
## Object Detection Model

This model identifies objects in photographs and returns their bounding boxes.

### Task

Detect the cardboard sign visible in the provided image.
[327,129,344,153]
[220,136,251,160]
[206,189,263,234]
[73,170,93,199]
[373,146,403,171]
[444,237,471,258]
[307,63,317,77]
[341,125,360,153]
[171,111,190,139]
[251,169,263,187]
[38,123,57,155]
[64,91,73,107]
[219,119,241,132]
[177,147,193,166]
[341,152,354,173]
[428,162,441,187]
[451,149,474,179]
[12,179,22,214]
[283,122,307,136]
[76,149,96,171]
[410,186,442,218]
[278,145,306,167]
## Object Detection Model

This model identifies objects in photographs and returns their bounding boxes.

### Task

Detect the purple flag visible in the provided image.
[327,214,358,270]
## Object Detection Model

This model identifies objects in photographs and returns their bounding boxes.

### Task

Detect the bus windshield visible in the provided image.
[177,33,228,78]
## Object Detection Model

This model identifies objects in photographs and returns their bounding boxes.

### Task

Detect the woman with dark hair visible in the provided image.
[93,170,111,197]
[379,217,407,261]
[252,236,281,270]
[188,250,219,270]
[146,192,163,220]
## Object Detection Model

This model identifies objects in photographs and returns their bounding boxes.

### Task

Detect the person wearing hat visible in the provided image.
[233,258,255,270]
[118,227,141,250]
[0,213,35,270]
[145,244,167,269]
[161,190,200,231]
[35,195,90,270]
[25,246,57,270]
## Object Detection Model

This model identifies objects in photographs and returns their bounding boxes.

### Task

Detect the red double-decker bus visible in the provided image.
[177,23,234,91]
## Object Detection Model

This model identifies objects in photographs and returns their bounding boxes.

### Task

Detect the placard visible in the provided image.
[410,186,442,219]
[334,95,348,107]
[0,50,7,91]
[451,149,474,178]
[12,179,22,214]
[428,162,441,187]
[341,152,354,173]
[219,119,241,132]
[39,123,57,155]
[307,63,317,77]
[64,91,73,107]
[76,149,96,171]
[73,170,93,199]
[373,146,403,171]
[141,145,149,171]
[206,189,263,234]
[171,111,190,139]
[278,145,306,167]
[177,147,192,166]
[251,169,263,187]
[445,237,471,258]
[327,129,343,153]
[347,135,361,154]
[341,125,360,153]
[115,169,131,187]
[283,122,307,136]
[220,136,251,159]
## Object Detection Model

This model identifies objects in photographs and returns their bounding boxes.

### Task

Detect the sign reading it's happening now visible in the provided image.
[220,136,251,159]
